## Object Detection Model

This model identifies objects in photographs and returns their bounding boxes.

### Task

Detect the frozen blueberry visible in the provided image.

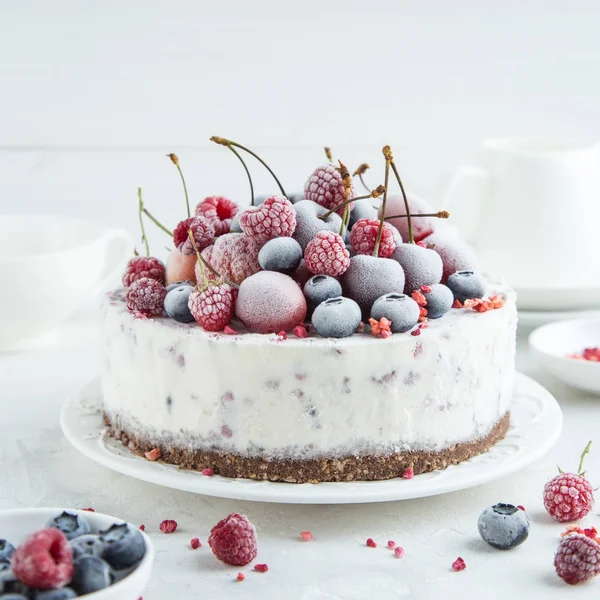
[0,569,30,596]
[392,244,442,293]
[478,503,530,550]
[349,200,377,228]
[34,588,77,600]
[0,595,28,600]
[292,200,343,251]
[312,297,361,338]
[166,279,193,292]
[446,270,486,303]
[164,284,195,323]
[258,237,303,274]
[70,556,111,596]
[0,541,14,562]
[99,523,145,570]
[230,211,243,233]
[422,284,453,319]
[47,511,90,541]
[371,293,420,333]
[303,275,342,313]
[70,534,105,561]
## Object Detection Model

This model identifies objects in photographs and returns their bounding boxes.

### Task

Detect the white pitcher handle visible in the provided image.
[90,228,134,298]
[440,166,490,243]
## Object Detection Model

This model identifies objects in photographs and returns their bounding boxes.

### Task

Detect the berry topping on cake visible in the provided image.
[258,237,303,274]
[173,216,215,254]
[350,219,397,258]
[369,316,392,338]
[446,270,486,303]
[70,556,111,595]
[47,512,90,541]
[208,513,257,566]
[12,528,74,590]
[423,233,479,283]
[303,275,343,314]
[304,163,356,215]
[126,278,167,316]
[304,231,350,276]
[122,256,165,288]
[199,233,262,285]
[477,503,530,550]
[370,293,420,333]
[195,196,239,236]
[382,194,440,243]
[164,284,195,323]
[292,200,344,251]
[555,531,600,585]
[235,271,307,334]
[189,282,236,332]
[421,284,453,319]
[239,195,297,243]
[312,296,362,338]
[391,244,443,294]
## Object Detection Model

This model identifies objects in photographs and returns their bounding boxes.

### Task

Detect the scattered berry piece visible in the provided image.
[369,317,392,338]
[366,538,377,548]
[139,525,145,531]
[312,297,361,338]
[80,508,95,512]
[478,503,530,550]
[236,572,245,582]
[223,325,237,335]
[451,557,466,572]
[159,520,178,534]
[173,216,215,254]
[190,538,201,550]
[452,298,463,309]
[277,330,287,340]
[371,293,420,334]
[304,164,356,215]
[208,513,257,566]
[350,219,397,258]
[410,329,421,337]
[517,505,525,511]
[555,532,600,585]
[195,196,239,237]
[387,540,396,549]
[300,532,313,542]
[254,563,269,573]
[188,282,235,332]
[144,448,161,461]
[294,325,309,338]
[568,347,600,361]
[240,194,296,243]
[202,468,215,476]
[394,546,405,559]
[122,256,165,288]
[126,277,167,316]
[403,467,414,479]
[304,231,350,276]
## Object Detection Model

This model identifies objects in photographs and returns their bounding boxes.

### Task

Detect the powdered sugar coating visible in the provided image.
[341,255,405,319]
[382,193,439,243]
[235,271,307,334]
[424,233,480,283]
[350,219,397,258]
[195,196,239,237]
[239,194,296,243]
[392,244,443,293]
[122,256,165,288]
[199,233,262,285]
[555,533,600,585]
[126,277,167,315]
[173,216,215,254]
[189,283,235,332]
[304,164,356,215]
[292,200,343,251]
[304,231,350,276]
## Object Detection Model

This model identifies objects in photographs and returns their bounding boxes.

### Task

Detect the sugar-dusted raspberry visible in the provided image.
[122,256,165,288]
[555,532,600,585]
[304,231,350,276]
[173,216,215,254]
[543,472,594,522]
[195,196,239,237]
[126,277,167,316]
[208,513,257,566]
[12,528,74,590]
[350,219,397,258]
[199,233,261,285]
[189,282,235,332]
[239,195,296,243]
[304,164,356,215]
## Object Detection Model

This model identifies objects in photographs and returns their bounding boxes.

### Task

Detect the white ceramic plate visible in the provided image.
[61,373,562,505]
[0,507,154,600]
[518,308,600,330]
[529,318,600,395]
[513,279,600,311]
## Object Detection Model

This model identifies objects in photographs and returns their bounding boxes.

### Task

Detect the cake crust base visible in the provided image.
[104,413,510,484]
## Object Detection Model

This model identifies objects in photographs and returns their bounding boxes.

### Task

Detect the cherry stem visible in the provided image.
[373,149,391,257]
[385,211,450,220]
[324,146,333,163]
[137,188,150,257]
[358,174,371,194]
[578,440,592,475]
[210,136,286,197]
[187,229,240,290]
[142,208,173,237]
[389,158,414,244]
[188,230,208,288]
[319,193,379,221]
[226,144,254,206]
[168,154,191,218]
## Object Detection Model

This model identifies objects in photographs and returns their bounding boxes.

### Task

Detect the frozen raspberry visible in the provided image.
[304,164,356,215]
[12,528,74,590]
[195,196,239,237]
[173,216,215,254]
[555,533,600,585]
[239,195,296,243]
[394,546,405,558]
[366,538,377,548]
[382,193,440,243]
[126,277,167,316]
[350,219,397,258]
[190,538,201,549]
[122,256,165,288]
[189,282,235,332]
[208,513,257,566]
[304,231,350,276]
[543,472,594,522]
[199,233,261,285]
[159,520,178,534]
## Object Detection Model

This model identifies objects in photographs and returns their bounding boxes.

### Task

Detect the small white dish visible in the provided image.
[518,308,600,330]
[0,214,132,352]
[529,318,600,394]
[0,507,154,599]
[61,372,562,504]
[513,279,600,311]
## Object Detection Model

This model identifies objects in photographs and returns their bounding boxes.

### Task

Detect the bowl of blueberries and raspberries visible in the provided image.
[0,508,153,599]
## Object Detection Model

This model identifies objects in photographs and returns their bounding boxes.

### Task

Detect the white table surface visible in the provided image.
[0,324,598,600]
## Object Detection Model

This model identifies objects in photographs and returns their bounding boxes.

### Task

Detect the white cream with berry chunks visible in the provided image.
[104,140,517,483]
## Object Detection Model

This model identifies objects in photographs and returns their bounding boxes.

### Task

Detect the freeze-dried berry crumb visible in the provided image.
[394,546,405,558]
[294,325,309,338]
[190,538,201,550]
[387,540,396,549]
[202,468,215,476]
[139,525,145,531]
[517,505,525,511]
[410,329,421,337]
[81,508,95,512]
[144,448,161,461]
[237,572,245,582]
[277,331,287,340]
[403,467,414,479]
[452,557,466,572]
[300,531,313,542]
[254,563,269,573]
[366,538,377,548]
[223,325,238,335]
[160,520,178,534]
[420,284,432,293]
[452,299,463,309]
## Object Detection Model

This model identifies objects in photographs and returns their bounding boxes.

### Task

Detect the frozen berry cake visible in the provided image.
[101,141,517,483]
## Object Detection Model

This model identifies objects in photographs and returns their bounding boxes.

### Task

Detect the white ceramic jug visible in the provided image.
[442,139,600,289]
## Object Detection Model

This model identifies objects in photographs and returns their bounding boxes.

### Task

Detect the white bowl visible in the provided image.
[529,319,600,394]
[0,507,154,599]
[0,214,132,352]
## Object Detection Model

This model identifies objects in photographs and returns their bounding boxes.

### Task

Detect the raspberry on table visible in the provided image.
[173,216,215,254]
[350,219,397,258]
[304,231,350,276]
[11,528,74,590]
[208,513,257,566]
[555,532,600,585]
[188,282,235,332]
[195,196,239,237]
[543,472,594,522]
[125,277,167,316]
[122,256,165,288]
[239,195,296,243]
[304,164,356,215]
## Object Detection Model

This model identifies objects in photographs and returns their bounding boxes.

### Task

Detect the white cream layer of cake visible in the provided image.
[102,276,516,459]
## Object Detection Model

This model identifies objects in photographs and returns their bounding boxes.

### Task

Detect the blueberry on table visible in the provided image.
[46,511,90,541]
[478,503,530,549]
[164,284,195,323]
[446,270,486,303]
[312,297,362,338]
[99,523,146,570]
[70,556,111,595]
[0,541,14,562]
[70,534,105,561]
